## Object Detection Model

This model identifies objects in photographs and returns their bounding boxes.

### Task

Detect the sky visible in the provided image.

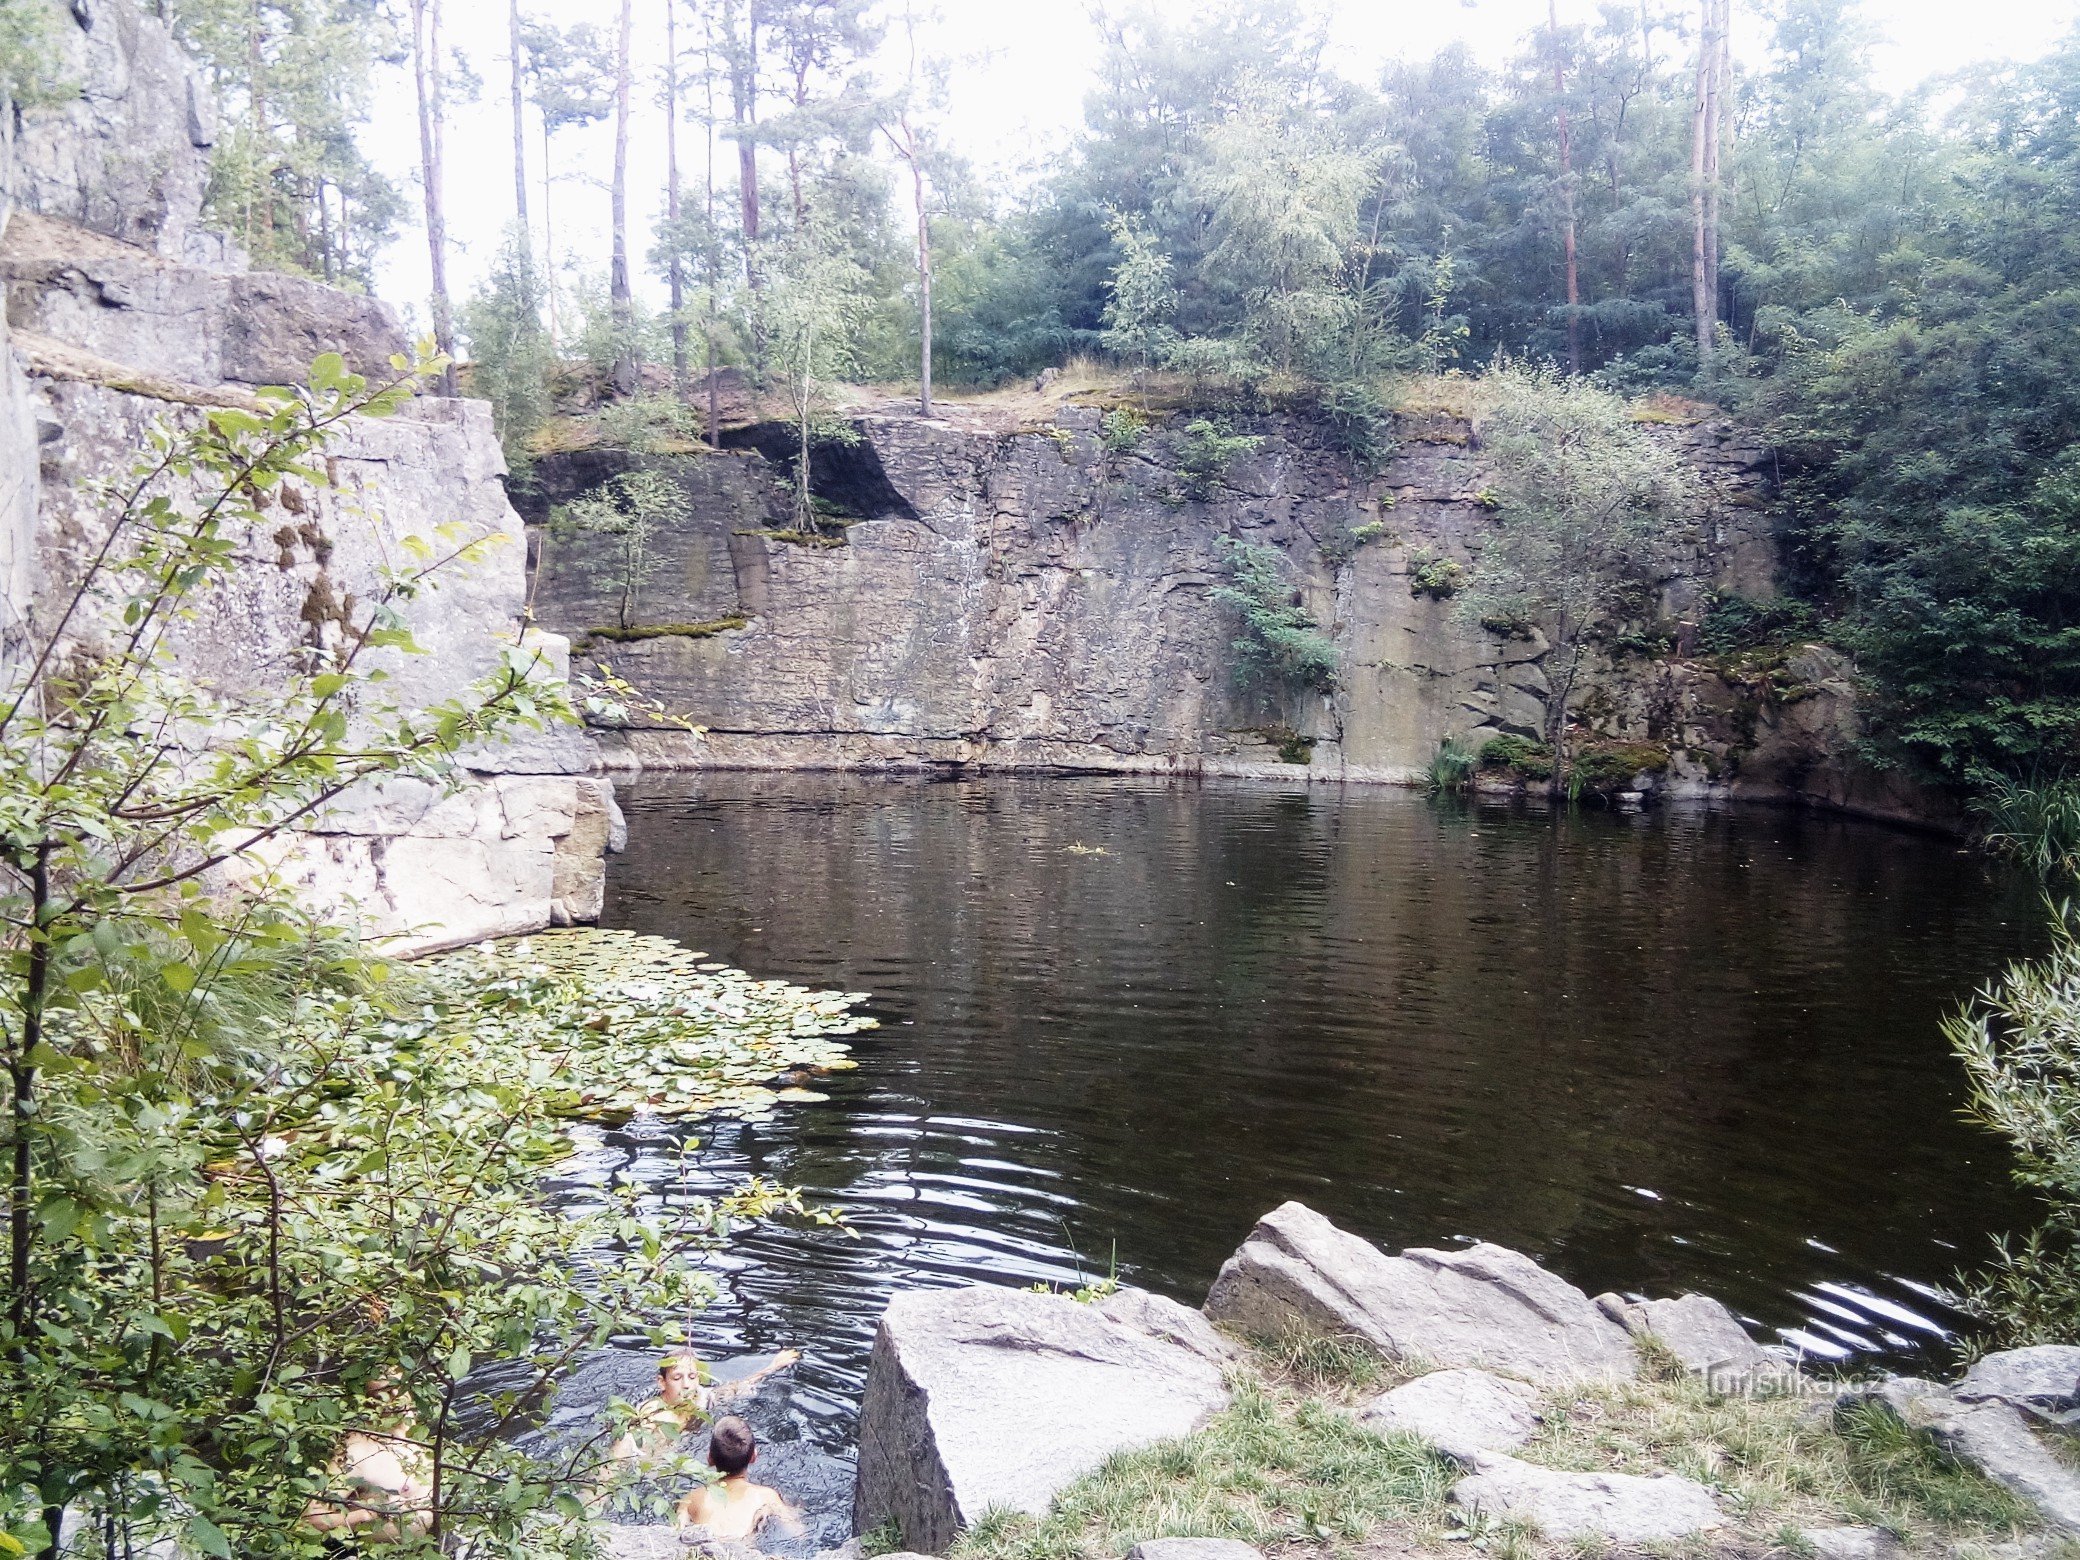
[362,0,2080,337]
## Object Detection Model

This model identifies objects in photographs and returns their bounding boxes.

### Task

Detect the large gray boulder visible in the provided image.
[852,1285,1233,1554]
[1595,1292,1773,1381]
[1450,1453,1725,1541]
[1204,1203,1637,1384]
[1959,1347,2080,1418]
[1358,1368,1542,1461]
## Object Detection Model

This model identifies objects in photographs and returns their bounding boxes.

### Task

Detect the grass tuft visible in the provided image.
[1524,1374,2034,1541]
[950,1377,1454,1560]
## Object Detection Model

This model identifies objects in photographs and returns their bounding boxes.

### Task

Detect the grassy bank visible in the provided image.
[936,1338,2046,1560]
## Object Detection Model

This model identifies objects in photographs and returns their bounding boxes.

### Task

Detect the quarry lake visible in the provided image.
[564,773,2044,1504]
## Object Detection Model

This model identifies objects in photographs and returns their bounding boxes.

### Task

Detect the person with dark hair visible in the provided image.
[675,1415,803,1541]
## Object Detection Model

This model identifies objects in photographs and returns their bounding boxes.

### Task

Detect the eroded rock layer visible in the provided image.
[526,402,1927,822]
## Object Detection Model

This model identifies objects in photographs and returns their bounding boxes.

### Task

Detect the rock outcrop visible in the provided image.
[851,1285,1233,1554]
[1203,1202,1638,1383]
[522,399,1924,822]
[1,0,607,952]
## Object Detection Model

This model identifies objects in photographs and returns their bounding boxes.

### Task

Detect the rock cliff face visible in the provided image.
[526,398,1918,821]
[2,0,610,952]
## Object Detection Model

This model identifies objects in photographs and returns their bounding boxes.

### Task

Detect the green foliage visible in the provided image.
[951,1379,1453,1560]
[1099,212,1179,376]
[173,0,402,286]
[1456,369,1693,781]
[1425,737,1480,795]
[1173,419,1264,502]
[1973,778,2080,886]
[0,351,710,1555]
[1948,905,2080,1347]
[0,0,64,107]
[1099,407,1149,455]
[552,467,683,632]
[1312,382,1396,475]
[1695,589,1825,658]
[1407,548,1463,600]
[461,229,554,469]
[597,394,706,456]
[1211,540,1338,694]
[1567,741,1671,797]
[757,219,874,530]
[1480,735,1554,782]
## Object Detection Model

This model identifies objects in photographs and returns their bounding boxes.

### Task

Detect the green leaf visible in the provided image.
[187,1517,232,1558]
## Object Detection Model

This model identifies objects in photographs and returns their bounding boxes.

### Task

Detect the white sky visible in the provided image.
[363,0,2080,337]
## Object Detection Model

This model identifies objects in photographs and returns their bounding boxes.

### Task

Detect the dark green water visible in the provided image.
[565,773,2042,1514]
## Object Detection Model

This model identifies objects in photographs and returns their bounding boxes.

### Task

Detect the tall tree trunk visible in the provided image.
[608,0,638,396]
[886,117,932,418]
[665,0,688,397]
[542,123,560,347]
[410,0,458,395]
[508,0,532,271]
[1551,0,1580,376]
[1689,0,1721,359]
[703,5,722,445]
[731,0,764,381]
[913,150,932,418]
[1703,0,1729,343]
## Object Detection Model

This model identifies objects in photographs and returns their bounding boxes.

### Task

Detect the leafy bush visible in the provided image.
[1567,740,1672,797]
[1408,548,1463,599]
[598,393,707,455]
[1696,589,1825,657]
[1100,406,1149,453]
[1479,734,1554,781]
[1948,904,2080,1347]
[1174,419,1265,500]
[1212,539,1338,692]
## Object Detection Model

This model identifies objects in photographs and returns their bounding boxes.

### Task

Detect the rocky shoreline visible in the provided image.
[608,1201,2080,1560]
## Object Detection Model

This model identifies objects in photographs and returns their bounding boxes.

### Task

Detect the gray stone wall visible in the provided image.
[529,399,1912,818]
[1,0,609,953]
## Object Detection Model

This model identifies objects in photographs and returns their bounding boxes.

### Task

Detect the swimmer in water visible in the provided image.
[675,1416,803,1541]
[608,1348,801,1465]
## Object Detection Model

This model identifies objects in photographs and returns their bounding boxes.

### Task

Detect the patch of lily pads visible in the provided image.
[417,928,876,1123]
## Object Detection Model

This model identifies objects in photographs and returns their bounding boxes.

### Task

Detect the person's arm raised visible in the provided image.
[708,1349,802,1403]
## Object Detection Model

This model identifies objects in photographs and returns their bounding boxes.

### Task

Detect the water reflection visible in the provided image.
[564,774,2042,1512]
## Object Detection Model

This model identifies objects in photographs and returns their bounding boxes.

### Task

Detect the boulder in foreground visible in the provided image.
[1450,1453,1725,1541]
[852,1285,1232,1553]
[1359,1367,1542,1461]
[1205,1202,1637,1384]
